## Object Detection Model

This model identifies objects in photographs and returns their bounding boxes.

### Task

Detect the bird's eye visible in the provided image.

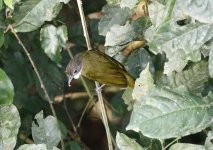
[74,70,77,74]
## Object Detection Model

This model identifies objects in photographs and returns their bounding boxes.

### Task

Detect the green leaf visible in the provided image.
[205,131,213,150]
[148,22,213,75]
[176,0,213,24]
[122,87,135,110]
[17,144,60,150]
[98,5,132,36]
[0,28,4,48]
[132,64,154,100]
[0,0,2,10]
[40,25,68,64]
[209,43,213,78]
[4,0,13,9]
[169,143,205,150]
[127,86,213,139]
[0,68,14,104]
[65,141,81,150]
[31,111,61,150]
[120,0,138,9]
[0,104,21,150]
[106,0,121,5]
[158,61,209,94]
[116,132,144,150]
[13,0,62,32]
[124,48,154,79]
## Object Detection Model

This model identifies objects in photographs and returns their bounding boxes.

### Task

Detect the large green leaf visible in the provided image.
[148,22,213,75]
[98,5,132,36]
[31,111,61,150]
[0,104,21,150]
[169,143,205,150]
[120,0,138,9]
[40,25,68,64]
[175,0,213,24]
[13,0,63,32]
[0,68,14,104]
[4,0,13,9]
[157,61,209,94]
[127,86,213,139]
[116,132,144,150]
[17,144,60,150]
[132,64,154,100]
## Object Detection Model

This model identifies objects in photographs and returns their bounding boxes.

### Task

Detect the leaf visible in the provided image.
[13,0,62,32]
[169,143,205,150]
[116,132,144,150]
[31,111,61,150]
[158,61,209,94]
[105,23,137,46]
[98,5,132,36]
[124,48,154,79]
[0,0,2,10]
[40,25,68,64]
[209,43,213,78]
[147,1,165,27]
[122,87,135,111]
[120,0,138,9]
[148,22,213,75]
[105,45,127,57]
[205,131,213,150]
[127,86,213,139]
[0,28,4,48]
[0,68,14,104]
[106,0,121,5]
[132,64,154,100]
[176,0,213,24]
[17,144,60,150]
[65,141,81,150]
[4,0,13,9]
[0,104,21,150]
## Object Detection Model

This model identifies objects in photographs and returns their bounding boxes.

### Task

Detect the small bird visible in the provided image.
[66,50,135,88]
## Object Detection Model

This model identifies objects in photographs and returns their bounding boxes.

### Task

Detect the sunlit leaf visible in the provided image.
[4,0,13,9]
[208,43,213,78]
[169,143,205,150]
[40,25,68,64]
[148,22,213,75]
[98,5,132,36]
[127,86,213,139]
[205,131,213,150]
[0,104,21,150]
[132,64,154,100]
[31,111,61,150]
[0,68,14,104]
[17,144,60,150]
[176,0,213,24]
[122,87,135,110]
[120,0,138,9]
[116,132,144,150]
[158,61,209,94]
[106,0,121,5]
[13,0,62,32]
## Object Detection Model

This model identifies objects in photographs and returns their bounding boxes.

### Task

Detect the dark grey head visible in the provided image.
[66,55,83,87]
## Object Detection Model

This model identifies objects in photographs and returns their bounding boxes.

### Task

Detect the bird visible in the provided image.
[66,50,135,88]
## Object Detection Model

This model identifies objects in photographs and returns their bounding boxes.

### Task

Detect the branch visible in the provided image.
[9,25,65,150]
[76,0,113,149]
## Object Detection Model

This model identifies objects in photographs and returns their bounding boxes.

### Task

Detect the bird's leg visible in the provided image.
[95,84,106,92]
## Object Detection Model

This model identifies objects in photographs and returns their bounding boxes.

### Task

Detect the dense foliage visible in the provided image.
[1,0,213,150]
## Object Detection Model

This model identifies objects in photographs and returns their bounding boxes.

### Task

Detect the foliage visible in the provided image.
[1,0,213,149]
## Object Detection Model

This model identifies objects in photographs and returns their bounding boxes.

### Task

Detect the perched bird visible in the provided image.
[66,50,135,88]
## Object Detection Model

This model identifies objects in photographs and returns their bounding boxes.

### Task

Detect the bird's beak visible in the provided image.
[68,75,73,87]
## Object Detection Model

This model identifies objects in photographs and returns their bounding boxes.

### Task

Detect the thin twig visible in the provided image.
[164,138,179,149]
[9,25,65,150]
[76,0,113,149]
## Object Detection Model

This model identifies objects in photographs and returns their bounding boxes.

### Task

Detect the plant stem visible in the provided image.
[9,25,65,150]
[76,0,113,149]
